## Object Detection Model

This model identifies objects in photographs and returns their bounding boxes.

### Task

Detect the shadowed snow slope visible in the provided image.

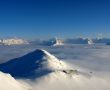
[0,49,69,78]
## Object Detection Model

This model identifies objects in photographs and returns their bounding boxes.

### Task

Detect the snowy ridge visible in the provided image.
[39,49,69,71]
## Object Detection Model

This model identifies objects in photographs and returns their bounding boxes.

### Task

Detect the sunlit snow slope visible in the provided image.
[0,71,28,90]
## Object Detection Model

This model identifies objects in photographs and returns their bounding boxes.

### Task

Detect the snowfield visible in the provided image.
[0,72,27,90]
[0,44,110,90]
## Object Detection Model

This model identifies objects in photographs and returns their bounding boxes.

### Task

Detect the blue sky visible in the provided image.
[0,0,110,39]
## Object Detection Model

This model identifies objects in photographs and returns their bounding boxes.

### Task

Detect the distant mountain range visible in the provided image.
[1,37,110,46]
[30,37,110,45]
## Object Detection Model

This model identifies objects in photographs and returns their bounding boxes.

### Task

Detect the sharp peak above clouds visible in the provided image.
[0,49,73,79]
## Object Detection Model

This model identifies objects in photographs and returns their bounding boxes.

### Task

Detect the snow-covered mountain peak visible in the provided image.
[52,38,64,46]
[0,49,70,78]
[87,38,94,45]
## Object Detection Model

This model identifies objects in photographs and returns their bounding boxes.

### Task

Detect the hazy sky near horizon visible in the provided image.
[0,0,110,39]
